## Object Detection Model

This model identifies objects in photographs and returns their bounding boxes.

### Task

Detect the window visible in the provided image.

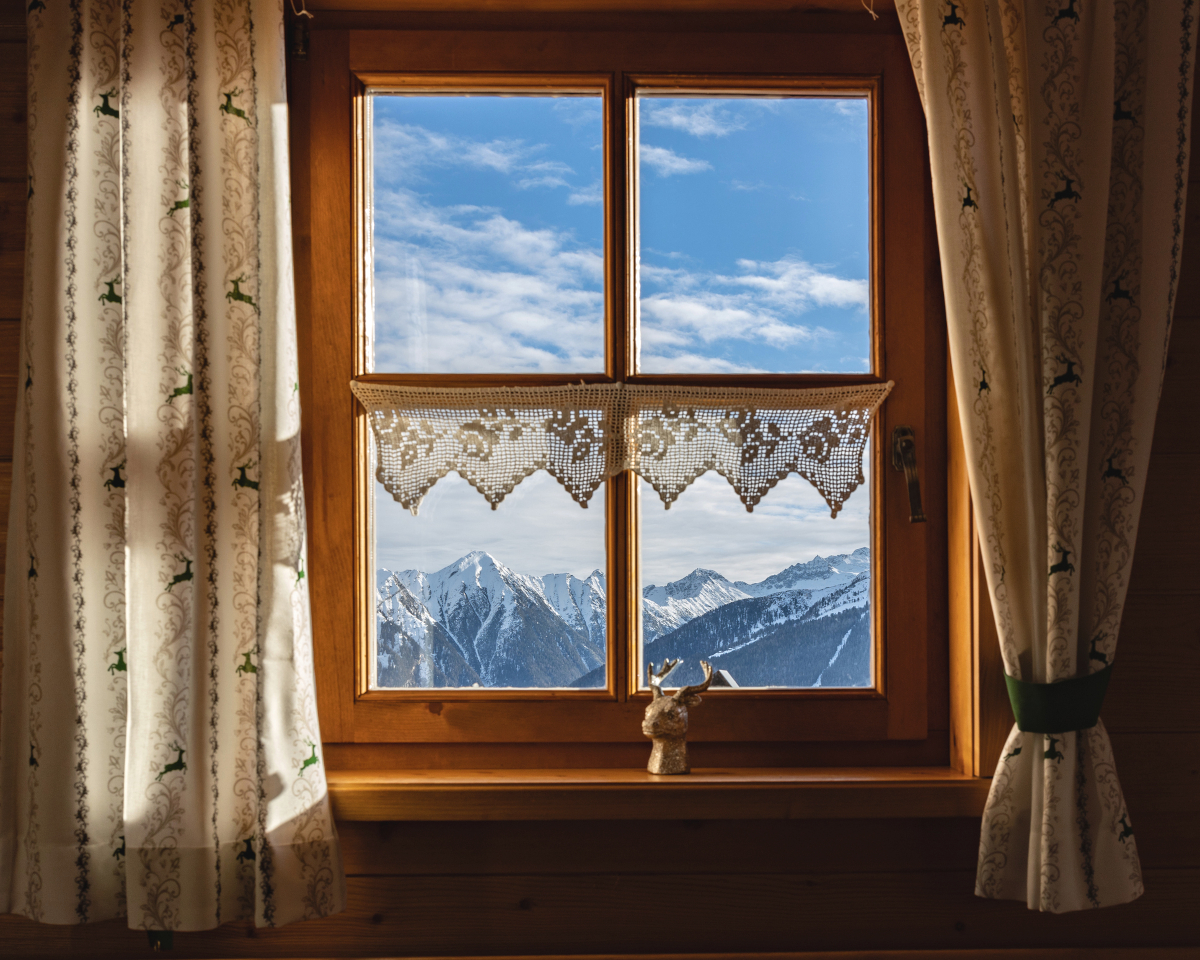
[297,13,947,764]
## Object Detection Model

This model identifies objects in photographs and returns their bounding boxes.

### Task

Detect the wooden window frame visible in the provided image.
[292,11,952,768]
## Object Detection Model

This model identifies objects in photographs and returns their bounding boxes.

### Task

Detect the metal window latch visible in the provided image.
[891,426,926,523]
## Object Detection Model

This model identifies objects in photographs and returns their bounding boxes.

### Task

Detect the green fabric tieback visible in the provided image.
[1004,663,1114,734]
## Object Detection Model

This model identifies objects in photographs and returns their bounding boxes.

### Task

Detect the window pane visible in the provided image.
[635,94,871,374]
[369,93,605,373]
[637,467,872,689]
[373,471,607,689]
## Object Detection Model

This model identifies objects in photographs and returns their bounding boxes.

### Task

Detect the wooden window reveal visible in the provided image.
[292,14,948,767]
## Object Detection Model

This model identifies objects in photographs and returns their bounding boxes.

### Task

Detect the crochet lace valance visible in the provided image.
[351,380,893,517]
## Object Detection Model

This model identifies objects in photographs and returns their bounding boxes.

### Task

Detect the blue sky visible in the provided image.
[637,96,871,372]
[370,92,870,373]
[369,91,872,583]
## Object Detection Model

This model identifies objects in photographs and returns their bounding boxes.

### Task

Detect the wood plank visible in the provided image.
[1106,593,1200,733]
[1152,314,1198,455]
[0,185,21,318]
[0,317,18,459]
[327,766,991,821]
[0,457,10,599]
[1126,453,1200,595]
[322,734,953,770]
[337,815,986,877]
[0,870,1195,957]
[303,28,356,742]
[0,36,24,183]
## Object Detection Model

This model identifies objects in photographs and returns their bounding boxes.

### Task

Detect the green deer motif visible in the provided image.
[29,743,37,768]
[155,742,187,782]
[1049,545,1075,577]
[236,838,256,863]
[1113,99,1136,124]
[28,1,46,14]
[943,3,964,28]
[1088,634,1109,666]
[1102,456,1129,487]
[28,554,36,579]
[104,461,126,490]
[1049,175,1081,207]
[167,367,193,404]
[168,180,190,216]
[1044,736,1065,761]
[226,274,259,312]
[1002,745,1022,761]
[961,184,977,209]
[1118,814,1134,842]
[165,554,193,593]
[220,89,250,123]
[298,739,319,778]
[98,279,122,304]
[1054,0,1080,24]
[93,89,119,119]
[167,13,184,29]
[108,647,127,675]
[1106,272,1133,304]
[296,560,306,585]
[978,366,990,396]
[233,462,259,491]
[25,363,32,390]
[235,649,258,676]
[1048,354,1082,393]
[113,835,125,859]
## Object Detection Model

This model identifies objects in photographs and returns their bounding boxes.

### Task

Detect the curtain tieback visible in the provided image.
[1004,663,1114,734]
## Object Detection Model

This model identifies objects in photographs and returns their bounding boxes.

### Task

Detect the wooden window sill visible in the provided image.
[326,767,990,821]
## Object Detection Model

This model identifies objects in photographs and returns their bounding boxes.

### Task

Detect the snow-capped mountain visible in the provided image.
[642,569,753,641]
[378,552,605,688]
[377,549,871,690]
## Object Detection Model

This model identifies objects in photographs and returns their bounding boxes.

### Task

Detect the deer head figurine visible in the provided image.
[642,659,714,774]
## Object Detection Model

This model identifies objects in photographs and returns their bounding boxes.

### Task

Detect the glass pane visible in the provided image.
[369,92,605,373]
[373,470,607,689]
[638,465,872,689]
[635,94,871,373]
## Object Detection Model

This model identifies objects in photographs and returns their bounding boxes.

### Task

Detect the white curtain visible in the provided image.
[898,0,1195,911]
[0,0,345,929]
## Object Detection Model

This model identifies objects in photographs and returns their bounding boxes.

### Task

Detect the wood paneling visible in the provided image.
[0,870,1197,958]
[0,181,24,320]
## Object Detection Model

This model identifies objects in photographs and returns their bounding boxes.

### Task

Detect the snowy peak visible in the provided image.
[642,568,752,641]
[737,548,870,597]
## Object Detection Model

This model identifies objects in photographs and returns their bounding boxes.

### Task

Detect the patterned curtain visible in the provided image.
[897,0,1195,912]
[0,1,345,929]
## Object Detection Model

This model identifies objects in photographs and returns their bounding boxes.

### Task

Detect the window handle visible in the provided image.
[891,426,926,523]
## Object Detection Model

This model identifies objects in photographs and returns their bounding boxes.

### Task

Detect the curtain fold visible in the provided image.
[0,0,345,929]
[898,0,1195,911]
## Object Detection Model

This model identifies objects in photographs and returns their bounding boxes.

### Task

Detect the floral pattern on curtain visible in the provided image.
[0,0,345,929]
[897,0,1195,911]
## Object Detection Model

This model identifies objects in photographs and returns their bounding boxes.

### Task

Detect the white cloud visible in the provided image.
[637,255,868,366]
[640,471,871,585]
[640,144,712,177]
[640,100,747,138]
[375,120,585,196]
[372,188,605,372]
[567,180,603,206]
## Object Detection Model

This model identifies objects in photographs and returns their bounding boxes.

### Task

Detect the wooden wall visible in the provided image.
[0,3,1196,956]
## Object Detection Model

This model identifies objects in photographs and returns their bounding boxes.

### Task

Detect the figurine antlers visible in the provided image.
[642,659,714,775]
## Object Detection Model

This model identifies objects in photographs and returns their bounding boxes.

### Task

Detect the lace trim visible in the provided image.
[351,381,893,517]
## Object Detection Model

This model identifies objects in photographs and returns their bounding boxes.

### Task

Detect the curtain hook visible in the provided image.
[861,0,879,20]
